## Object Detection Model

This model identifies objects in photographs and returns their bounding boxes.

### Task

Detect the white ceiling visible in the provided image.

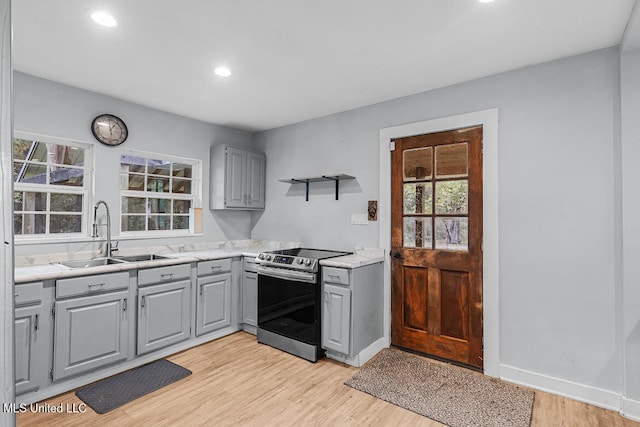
[12,0,637,132]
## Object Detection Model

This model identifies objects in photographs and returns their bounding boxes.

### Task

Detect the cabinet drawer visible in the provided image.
[138,264,191,287]
[323,267,350,286]
[243,256,258,273]
[197,258,232,276]
[14,282,43,306]
[56,272,129,299]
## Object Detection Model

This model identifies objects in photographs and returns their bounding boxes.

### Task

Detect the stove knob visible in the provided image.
[258,254,265,260]
[264,255,272,261]
[304,259,312,266]
[296,258,304,264]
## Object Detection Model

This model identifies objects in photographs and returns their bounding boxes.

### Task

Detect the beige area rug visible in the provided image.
[345,349,534,427]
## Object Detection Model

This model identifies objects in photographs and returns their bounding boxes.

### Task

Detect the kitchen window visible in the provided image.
[120,151,201,234]
[13,133,92,238]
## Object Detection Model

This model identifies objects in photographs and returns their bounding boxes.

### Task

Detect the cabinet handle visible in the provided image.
[211,265,222,271]
[200,285,203,296]
[123,298,127,312]
[160,273,174,279]
[88,283,105,291]
[243,195,248,205]
[325,291,329,303]
[34,314,39,331]
[248,195,252,205]
[141,295,145,308]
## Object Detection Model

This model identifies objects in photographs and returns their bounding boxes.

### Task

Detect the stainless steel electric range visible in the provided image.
[255,248,351,362]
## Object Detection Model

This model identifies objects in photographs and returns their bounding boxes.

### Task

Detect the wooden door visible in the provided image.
[391,126,483,369]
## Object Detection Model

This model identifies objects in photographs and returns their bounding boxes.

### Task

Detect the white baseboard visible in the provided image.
[622,397,640,421]
[326,337,387,367]
[500,364,622,411]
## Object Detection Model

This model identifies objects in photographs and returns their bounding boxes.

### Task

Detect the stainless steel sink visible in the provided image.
[56,257,128,269]
[112,254,169,262]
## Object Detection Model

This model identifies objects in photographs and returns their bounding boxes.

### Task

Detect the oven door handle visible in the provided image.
[257,266,317,284]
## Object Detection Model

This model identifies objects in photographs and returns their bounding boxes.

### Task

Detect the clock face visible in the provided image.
[91,114,128,146]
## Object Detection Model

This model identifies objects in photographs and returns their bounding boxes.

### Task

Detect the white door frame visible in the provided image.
[378,108,500,377]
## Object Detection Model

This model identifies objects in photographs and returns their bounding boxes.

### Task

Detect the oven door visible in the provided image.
[257,266,319,345]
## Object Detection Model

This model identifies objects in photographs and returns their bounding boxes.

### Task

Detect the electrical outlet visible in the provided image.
[351,213,369,225]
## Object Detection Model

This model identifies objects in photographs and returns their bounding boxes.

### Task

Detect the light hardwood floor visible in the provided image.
[17,332,640,426]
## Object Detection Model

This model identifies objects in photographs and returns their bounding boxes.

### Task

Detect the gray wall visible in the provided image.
[252,48,622,393]
[622,1,640,404]
[13,72,253,256]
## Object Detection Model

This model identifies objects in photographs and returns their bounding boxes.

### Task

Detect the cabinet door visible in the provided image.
[138,280,190,355]
[246,152,265,209]
[242,271,257,326]
[15,304,47,394]
[225,146,247,208]
[322,284,351,354]
[196,273,231,336]
[53,290,129,381]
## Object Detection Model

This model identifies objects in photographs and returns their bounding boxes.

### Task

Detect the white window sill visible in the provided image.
[14,233,203,246]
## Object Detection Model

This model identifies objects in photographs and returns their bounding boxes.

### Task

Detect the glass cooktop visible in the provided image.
[267,248,350,260]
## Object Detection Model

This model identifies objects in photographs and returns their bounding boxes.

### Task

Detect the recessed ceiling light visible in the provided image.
[91,11,118,27]
[214,66,232,77]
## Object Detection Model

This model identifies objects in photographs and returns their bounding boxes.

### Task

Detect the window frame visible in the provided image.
[119,148,202,237]
[13,131,94,243]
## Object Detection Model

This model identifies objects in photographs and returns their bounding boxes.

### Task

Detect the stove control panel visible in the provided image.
[256,253,318,272]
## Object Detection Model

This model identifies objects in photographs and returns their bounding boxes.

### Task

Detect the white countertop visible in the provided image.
[320,249,385,268]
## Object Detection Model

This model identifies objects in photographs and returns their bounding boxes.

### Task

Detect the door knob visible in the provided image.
[392,251,404,260]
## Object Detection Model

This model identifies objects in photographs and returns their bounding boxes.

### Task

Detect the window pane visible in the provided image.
[147,177,170,192]
[435,180,468,215]
[15,163,47,184]
[435,143,468,178]
[148,215,171,230]
[50,214,82,233]
[403,147,432,181]
[13,139,47,162]
[174,216,189,230]
[148,198,171,214]
[22,192,46,211]
[148,159,171,176]
[122,197,146,214]
[49,144,84,166]
[22,213,46,234]
[14,214,23,234]
[120,155,146,173]
[50,193,83,212]
[14,192,23,211]
[435,217,468,251]
[173,200,191,214]
[172,178,192,194]
[50,166,84,186]
[403,183,432,215]
[172,163,192,178]
[403,217,432,248]
[122,173,145,191]
[122,215,145,232]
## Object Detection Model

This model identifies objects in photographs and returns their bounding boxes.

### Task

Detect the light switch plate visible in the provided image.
[351,213,369,225]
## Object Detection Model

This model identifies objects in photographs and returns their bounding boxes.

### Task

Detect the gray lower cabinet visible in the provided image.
[137,264,191,355]
[321,263,383,360]
[322,284,351,354]
[196,259,232,336]
[53,272,131,380]
[14,281,48,394]
[242,256,258,331]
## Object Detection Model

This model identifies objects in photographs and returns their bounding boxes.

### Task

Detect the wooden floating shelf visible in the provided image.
[279,174,355,201]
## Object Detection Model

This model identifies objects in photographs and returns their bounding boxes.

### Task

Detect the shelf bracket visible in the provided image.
[290,178,310,201]
[322,175,341,200]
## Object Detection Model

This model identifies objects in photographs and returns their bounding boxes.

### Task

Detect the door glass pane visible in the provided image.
[403,183,432,214]
[435,217,468,251]
[435,143,468,178]
[403,147,432,181]
[435,180,468,214]
[403,217,432,248]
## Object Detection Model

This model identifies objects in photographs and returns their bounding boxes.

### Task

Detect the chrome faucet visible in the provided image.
[92,200,116,258]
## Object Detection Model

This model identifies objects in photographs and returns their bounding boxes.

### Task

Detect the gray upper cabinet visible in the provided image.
[210,145,265,210]
[15,281,49,394]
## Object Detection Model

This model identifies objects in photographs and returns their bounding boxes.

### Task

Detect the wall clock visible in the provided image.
[91,114,128,146]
